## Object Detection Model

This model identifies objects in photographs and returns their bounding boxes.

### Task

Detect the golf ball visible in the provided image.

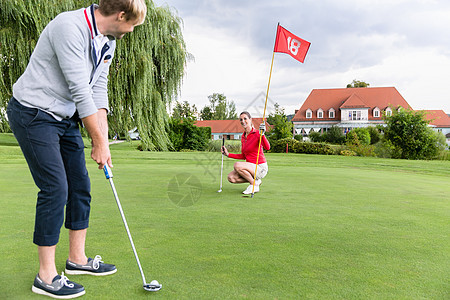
[150,280,159,286]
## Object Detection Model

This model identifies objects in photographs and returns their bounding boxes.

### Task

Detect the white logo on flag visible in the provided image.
[287,36,301,56]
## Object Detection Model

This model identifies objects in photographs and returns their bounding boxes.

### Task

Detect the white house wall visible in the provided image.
[340,108,369,122]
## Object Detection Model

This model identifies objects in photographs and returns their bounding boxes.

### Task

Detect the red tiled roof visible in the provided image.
[340,94,370,109]
[421,110,450,127]
[195,118,268,133]
[292,87,411,121]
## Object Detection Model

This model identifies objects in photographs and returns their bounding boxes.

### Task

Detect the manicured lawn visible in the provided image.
[0,138,449,299]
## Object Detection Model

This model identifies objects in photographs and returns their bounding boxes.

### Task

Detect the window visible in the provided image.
[385,108,392,116]
[373,109,380,118]
[306,109,312,118]
[329,110,335,118]
[348,110,362,120]
[317,109,323,119]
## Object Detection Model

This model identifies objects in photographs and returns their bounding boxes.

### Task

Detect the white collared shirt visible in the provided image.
[93,34,110,64]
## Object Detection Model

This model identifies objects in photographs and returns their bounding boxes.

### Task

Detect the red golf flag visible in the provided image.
[274,25,310,63]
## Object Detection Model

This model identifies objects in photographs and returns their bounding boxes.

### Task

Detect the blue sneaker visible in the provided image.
[32,272,85,299]
[65,255,117,276]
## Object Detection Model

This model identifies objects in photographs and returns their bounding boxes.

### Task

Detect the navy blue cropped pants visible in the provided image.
[7,97,91,246]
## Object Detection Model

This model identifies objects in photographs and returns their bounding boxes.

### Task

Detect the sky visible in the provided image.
[154,0,450,117]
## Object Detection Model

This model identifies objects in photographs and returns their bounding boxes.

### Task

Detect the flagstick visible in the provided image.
[248,23,309,198]
[250,50,276,198]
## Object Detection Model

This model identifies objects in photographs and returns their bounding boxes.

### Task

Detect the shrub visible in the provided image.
[437,150,450,161]
[168,118,210,151]
[340,149,357,156]
[346,143,376,157]
[293,142,334,155]
[433,131,447,152]
[293,135,303,142]
[325,126,346,144]
[351,128,371,145]
[373,140,393,158]
[383,109,444,159]
[346,130,360,145]
[367,126,382,145]
[270,138,299,153]
[309,131,323,143]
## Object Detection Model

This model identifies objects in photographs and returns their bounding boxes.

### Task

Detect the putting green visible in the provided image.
[1,141,448,299]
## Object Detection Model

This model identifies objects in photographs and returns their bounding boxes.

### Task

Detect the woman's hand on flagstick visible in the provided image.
[259,122,266,135]
[221,146,229,157]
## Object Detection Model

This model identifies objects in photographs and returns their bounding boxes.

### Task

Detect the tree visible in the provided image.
[168,117,210,151]
[199,106,213,121]
[200,93,237,120]
[308,131,323,143]
[383,108,443,159]
[351,128,371,145]
[0,0,189,150]
[266,103,293,143]
[172,101,197,120]
[367,126,382,145]
[345,130,359,145]
[324,125,345,144]
[347,80,370,88]
[0,0,76,132]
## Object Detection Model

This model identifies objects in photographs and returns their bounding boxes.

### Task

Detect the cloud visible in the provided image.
[157,0,450,114]
[175,16,269,111]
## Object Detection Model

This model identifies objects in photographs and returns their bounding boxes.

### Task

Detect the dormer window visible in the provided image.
[317,108,323,119]
[373,107,380,118]
[385,107,392,117]
[306,109,312,118]
[329,108,335,118]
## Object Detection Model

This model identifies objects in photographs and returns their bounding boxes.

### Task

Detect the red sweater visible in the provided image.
[228,128,270,164]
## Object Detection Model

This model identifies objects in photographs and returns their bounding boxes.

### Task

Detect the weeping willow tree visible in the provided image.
[108,1,189,150]
[0,0,188,150]
[0,0,77,132]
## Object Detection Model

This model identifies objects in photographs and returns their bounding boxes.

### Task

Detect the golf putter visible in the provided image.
[103,165,162,292]
[218,137,225,192]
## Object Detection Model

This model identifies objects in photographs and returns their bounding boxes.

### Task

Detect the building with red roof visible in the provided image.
[195,118,269,140]
[292,87,412,135]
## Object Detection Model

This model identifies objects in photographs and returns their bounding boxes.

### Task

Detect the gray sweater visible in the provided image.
[13,5,116,121]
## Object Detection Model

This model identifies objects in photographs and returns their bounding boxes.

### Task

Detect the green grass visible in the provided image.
[0,136,449,299]
[0,132,19,146]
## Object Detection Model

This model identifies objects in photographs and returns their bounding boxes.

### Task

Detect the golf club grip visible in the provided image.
[103,165,113,179]
[222,137,225,146]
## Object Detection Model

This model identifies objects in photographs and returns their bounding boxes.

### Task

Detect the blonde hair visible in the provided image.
[99,0,147,24]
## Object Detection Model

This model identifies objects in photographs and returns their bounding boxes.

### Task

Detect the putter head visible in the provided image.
[217,189,222,193]
[143,282,162,292]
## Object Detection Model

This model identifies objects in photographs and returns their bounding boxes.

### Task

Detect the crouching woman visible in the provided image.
[221,111,270,194]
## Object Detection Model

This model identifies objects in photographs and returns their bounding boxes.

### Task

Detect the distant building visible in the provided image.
[292,87,411,135]
[423,110,450,147]
[194,118,269,140]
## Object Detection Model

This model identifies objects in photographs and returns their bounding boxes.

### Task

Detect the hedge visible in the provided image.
[270,138,334,155]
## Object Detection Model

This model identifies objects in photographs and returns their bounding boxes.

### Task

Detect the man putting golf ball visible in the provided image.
[7,0,147,298]
[221,111,270,194]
